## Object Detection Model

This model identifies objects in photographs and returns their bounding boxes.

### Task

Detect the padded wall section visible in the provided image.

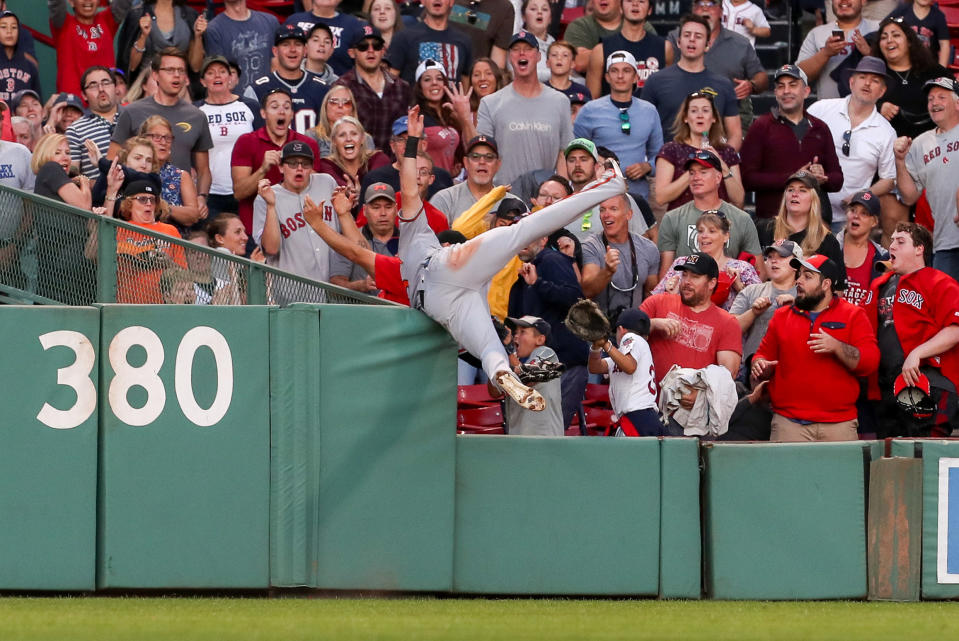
[97,305,270,588]
[890,440,917,458]
[454,436,661,595]
[867,458,922,601]
[271,304,457,590]
[704,442,868,600]
[0,307,99,589]
[921,441,959,599]
[659,437,702,599]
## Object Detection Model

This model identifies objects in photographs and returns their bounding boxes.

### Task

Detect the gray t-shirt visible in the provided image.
[581,232,660,318]
[796,20,879,99]
[729,280,797,360]
[204,10,280,93]
[657,200,761,259]
[476,84,574,185]
[429,181,512,226]
[112,97,214,172]
[506,345,563,436]
[0,141,34,240]
[252,173,340,283]
[905,125,959,252]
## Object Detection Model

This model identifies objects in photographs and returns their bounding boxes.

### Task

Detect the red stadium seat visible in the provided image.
[457,405,504,428]
[458,425,506,435]
[584,383,610,407]
[458,384,498,405]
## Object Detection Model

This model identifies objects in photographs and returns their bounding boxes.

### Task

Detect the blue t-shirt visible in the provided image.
[204,10,280,93]
[640,65,739,140]
[285,11,368,76]
[889,4,950,60]
[245,71,329,133]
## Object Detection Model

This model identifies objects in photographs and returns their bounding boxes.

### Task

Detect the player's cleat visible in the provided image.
[495,371,546,411]
[517,360,565,384]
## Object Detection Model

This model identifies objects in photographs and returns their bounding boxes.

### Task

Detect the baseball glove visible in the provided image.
[564,299,610,343]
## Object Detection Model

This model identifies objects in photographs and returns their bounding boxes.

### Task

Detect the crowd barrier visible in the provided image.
[2,303,958,600]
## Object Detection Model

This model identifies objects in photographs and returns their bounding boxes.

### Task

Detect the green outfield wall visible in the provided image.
[4,304,959,599]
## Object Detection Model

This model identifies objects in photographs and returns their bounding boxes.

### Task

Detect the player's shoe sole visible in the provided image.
[495,371,546,412]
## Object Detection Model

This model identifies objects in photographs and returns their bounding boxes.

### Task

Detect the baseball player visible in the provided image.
[397,106,627,411]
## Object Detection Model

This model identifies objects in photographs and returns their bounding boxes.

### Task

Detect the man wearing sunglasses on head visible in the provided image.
[336,25,411,152]
[246,25,330,133]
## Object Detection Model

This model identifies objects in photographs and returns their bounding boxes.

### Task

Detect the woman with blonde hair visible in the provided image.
[92,136,160,212]
[654,90,744,210]
[138,114,201,232]
[308,85,375,158]
[316,116,390,193]
[757,171,843,269]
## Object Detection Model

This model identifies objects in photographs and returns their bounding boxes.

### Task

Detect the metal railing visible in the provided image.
[0,185,392,307]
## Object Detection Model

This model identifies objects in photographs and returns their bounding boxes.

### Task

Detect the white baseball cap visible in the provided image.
[606,50,637,72]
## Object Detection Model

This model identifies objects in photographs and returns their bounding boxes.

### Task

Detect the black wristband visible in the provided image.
[404,136,420,158]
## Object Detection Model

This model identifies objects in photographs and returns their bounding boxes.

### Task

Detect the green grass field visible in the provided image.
[0,597,957,641]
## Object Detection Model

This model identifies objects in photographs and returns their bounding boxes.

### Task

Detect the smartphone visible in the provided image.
[832,29,844,40]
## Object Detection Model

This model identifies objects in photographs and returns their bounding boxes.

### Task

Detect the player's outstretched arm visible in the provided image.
[302,195,377,276]
[398,106,424,221]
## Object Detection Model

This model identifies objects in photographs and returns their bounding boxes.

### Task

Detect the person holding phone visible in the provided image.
[795,0,878,99]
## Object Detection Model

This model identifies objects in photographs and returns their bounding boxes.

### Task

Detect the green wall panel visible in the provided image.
[270,304,457,590]
[890,440,918,458]
[0,306,98,589]
[921,441,959,599]
[660,438,702,599]
[454,436,660,595]
[704,442,869,600]
[97,305,271,588]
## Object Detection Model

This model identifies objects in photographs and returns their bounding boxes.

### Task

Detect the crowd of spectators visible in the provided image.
[0,0,957,440]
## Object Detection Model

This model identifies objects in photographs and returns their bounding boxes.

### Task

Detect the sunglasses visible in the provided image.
[619,109,631,135]
[689,88,718,101]
[132,195,157,205]
[467,152,497,161]
[355,40,384,52]
[702,208,726,219]
[283,159,312,168]
[842,129,851,156]
[328,98,353,107]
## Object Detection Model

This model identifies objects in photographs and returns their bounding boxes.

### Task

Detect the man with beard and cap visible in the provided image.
[752,253,879,442]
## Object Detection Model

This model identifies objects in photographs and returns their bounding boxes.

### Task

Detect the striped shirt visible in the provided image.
[66,110,119,181]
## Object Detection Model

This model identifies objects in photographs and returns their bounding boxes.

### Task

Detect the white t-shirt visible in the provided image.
[722,0,769,47]
[807,96,895,225]
[605,331,657,419]
[198,99,258,195]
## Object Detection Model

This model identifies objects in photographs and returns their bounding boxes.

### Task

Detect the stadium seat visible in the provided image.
[457,405,504,428]
[458,384,498,405]
[583,383,611,407]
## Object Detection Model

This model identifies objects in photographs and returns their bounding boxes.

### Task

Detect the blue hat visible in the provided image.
[353,24,384,46]
[509,30,539,49]
[617,309,650,336]
[275,24,306,45]
[391,116,409,137]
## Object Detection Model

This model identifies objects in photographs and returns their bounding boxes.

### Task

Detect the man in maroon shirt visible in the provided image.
[231,88,320,240]
[740,64,843,219]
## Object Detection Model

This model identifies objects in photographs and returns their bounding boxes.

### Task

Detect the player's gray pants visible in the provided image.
[408,171,626,382]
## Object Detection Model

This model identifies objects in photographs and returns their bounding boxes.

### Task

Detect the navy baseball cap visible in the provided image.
[617,309,651,336]
[773,63,808,85]
[924,76,959,96]
[495,196,529,221]
[307,22,334,40]
[353,24,384,46]
[847,190,880,217]
[281,140,314,162]
[675,252,719,279]
[509,30,539,49]
[506,315,551,338]
[54,93,85,114]
[260,86,292,107]
[275,24,307,45]
[465,134,498,155]
[122,178,159,197]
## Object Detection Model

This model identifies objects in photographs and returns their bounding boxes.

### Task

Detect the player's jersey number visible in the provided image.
[36,327,234,429]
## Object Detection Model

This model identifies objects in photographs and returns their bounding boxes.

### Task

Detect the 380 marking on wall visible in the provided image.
[37,326,234,429]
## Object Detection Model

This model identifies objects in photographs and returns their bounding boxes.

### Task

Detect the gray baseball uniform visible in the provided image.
[398,169,627,381]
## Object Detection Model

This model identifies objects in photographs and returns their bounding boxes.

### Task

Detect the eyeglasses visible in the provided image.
[328,98,353,107]
[537,191,560,201]
[842,129,851,156]
[132,195,157,205]
[467,152,497,162]
[157,67,187,76]
[619,109,631,135]
[84,79,116,91]
[283,159,312,168]
[146,133,173,143]
[355,40,384,52]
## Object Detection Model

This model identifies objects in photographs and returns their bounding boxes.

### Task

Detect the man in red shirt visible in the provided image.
[640,251,742,382]
[753,254,880,441]
[867,222,959,436]
[49,0,133,96]
[231,88,320,240]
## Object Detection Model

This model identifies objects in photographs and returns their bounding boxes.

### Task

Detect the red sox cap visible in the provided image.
[894,373,937,420]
